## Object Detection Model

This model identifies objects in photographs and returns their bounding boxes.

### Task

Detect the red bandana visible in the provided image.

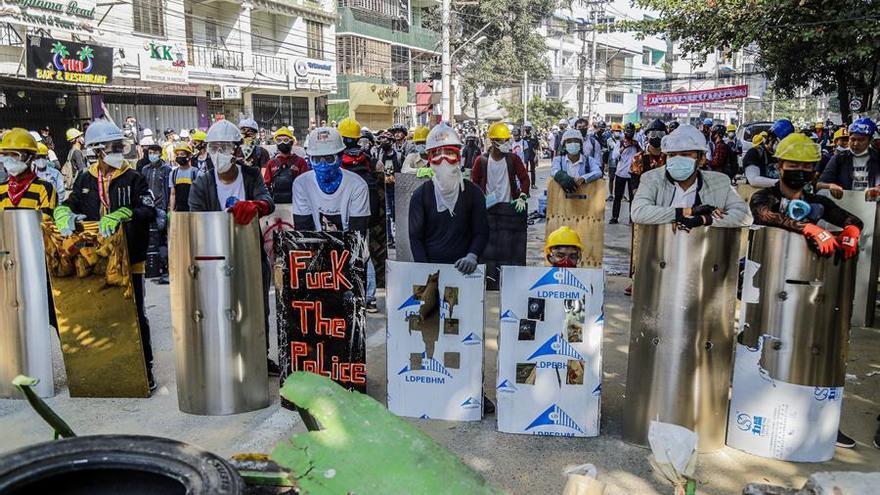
[7,169,36,206]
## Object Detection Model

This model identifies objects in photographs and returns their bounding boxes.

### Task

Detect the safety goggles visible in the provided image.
[848,122,874,136]
[0,150,25,160]
[310,155,338,166]
[275,137,292,145]
[207,142,236,154]
[428,146,461,165]
[647,130,665,140]
[548,250,580,263]
[93,141,125,153]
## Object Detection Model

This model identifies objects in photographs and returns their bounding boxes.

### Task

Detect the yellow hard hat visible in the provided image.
[544,226,583,255]
[815,121,824,129]
[611,122,623,131]
[751,132,766,146]
[833,128,848,141]
[36,143,50,156]
[726,124,736,132]
[634,122,642,130]
[273,127,294,140]
[191,130,207,142]
[337,117,361,139]
[487,122,512,140]
[173,142,193,154]
[413,126,429,143]
[774,132,820,163]
[66,128,83,142]
[0,128,39,153]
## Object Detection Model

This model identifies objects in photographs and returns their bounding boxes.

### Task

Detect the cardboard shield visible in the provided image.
[43,222,149,398]
[0,210,54,398]
[392,173,429,262]
[170,212,270,415]
[545,180,605,267]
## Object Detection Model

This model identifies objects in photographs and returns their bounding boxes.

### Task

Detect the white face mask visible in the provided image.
[211,152,235,173]
[431,164,462,193]
[34,158,49,170]
[497,142,511,154]
[1,156,29,176]
[103,152,125,169]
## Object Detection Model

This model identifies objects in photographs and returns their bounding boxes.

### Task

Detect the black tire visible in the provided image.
[0,435,244,495]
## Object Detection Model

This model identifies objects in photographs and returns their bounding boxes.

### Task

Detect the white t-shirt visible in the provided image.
[852,153,870,190]
[671,181,698,208]
[292,168,370,231]
[214,165,246,209]
[486,156,511,203]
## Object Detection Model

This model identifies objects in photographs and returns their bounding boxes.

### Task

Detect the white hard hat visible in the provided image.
[142,128,154,137]
[305,127,345,156]
[561,129,583,143]
[558,118,567,125]
[523,121,533,128]
[661,124,707,153]
[179,129,190,138]
[29,131,43,143]
[139,136,155,146]
[239,118,258,131]
[84,118,125,147]
[425,123,462,151]
[206,119,242,143]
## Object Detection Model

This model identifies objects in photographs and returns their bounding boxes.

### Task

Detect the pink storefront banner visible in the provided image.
[645,85,748,107]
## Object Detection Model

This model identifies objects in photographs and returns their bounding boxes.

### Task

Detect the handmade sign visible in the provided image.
[496,266,604,436]
[385,260,485,421]
[275,231,368,405]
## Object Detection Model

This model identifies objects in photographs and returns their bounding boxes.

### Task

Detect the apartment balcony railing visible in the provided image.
[187,43,244,71]
[254,53,289,76]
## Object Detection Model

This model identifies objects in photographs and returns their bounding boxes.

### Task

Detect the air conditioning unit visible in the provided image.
[208,90,222,100]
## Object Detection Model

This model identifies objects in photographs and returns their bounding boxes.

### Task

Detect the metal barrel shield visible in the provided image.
[739,227,857,387]
[0,210,54,398]
[622,224,742,452]
[170,212,270,415]
[827,191,878,327]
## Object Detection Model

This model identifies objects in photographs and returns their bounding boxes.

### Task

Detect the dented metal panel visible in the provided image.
[623,224,742,452]
[0,211,53,398]
[169,212,270,415]
[739,227,857,388]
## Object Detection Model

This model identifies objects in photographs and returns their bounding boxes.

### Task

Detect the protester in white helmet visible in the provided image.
[54,118,159,391]
[631,124,752,229]
[408,123,489,275]
[551,128,602,193]
[239,117,270,169]
[188,119,279,375]
[292,126,370,232]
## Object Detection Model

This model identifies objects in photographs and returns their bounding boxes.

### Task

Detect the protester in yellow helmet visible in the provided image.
[169,142,197,213]
[264,124,309,205]
[0,128,57,217]
[544,226,583,267]
[402,126,432,175]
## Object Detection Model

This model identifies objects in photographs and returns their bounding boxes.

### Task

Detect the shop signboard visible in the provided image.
[2,0,96,33]
[139,41,188,84]
[644,84,748,108]
[292,57,337,92]
[26,35,112,85]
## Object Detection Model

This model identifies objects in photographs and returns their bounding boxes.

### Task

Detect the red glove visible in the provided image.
[802,223,839,257]
[229,200,270,225]
[838,224,861,260]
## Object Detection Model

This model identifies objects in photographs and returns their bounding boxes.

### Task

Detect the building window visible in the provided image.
[306,21,325,59]
[605,91,624,104]
[337,35,391,78]
[642,48,651,66]
[391,45,410,87]
[133,0,166,37]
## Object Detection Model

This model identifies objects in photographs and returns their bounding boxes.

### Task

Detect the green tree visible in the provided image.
[499,96,573,128]
[426,0,557,113]
[618,0,880,123]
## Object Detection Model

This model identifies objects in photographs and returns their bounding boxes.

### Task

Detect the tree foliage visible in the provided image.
[617,0,880,123]
[426,0,557,108]
[499,96,573,128]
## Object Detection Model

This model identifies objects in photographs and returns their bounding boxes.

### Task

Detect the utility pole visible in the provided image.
[576,26,587,117]
[440,0,452,123]
[523,71,529,122]
[586,5,599,123]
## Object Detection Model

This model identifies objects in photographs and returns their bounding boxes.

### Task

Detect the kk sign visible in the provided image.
[26,35,112,85]
[139,41,188,84]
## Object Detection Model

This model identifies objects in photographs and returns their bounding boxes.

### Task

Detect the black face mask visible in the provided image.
[277,142,292,154]
[579,128,588,138]
[781,169,814,190]
[175,156,190,166]
[649,137,662,148]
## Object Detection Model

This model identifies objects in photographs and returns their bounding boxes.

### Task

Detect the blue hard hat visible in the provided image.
[703,118,714,126]
[848,117,877,136]
[769,119,795,139]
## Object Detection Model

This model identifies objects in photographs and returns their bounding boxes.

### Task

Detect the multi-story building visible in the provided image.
[0,0,337,155]
[330,0,439,129]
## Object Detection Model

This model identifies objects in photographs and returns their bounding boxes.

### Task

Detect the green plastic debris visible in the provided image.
[272,372,504,495]
[415,167,435,179]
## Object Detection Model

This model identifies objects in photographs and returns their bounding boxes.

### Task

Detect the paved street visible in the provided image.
[1,161,878,494]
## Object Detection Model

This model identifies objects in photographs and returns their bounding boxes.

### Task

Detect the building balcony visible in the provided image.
[254,53,289,77]
[187,43,244,72]
[337,7,439,53]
